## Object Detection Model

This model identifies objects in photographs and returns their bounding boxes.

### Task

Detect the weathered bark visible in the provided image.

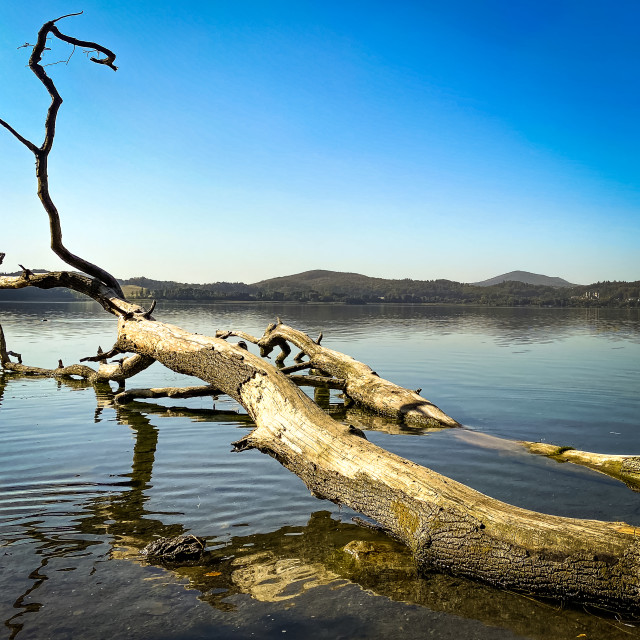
[111,312,640,613]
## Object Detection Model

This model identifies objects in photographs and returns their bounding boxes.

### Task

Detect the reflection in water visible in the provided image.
[1,374,639,640]
[1,303,639,639]
[2,301,638,353]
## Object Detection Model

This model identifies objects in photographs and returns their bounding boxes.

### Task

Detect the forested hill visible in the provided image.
[1,269,638,307]
[117,270,637,307]
[250,270,638,307]
[472,270,577,287]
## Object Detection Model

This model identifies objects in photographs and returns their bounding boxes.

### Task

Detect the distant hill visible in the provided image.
[2,268,636,307]
[252,269,395,293]
[472,271,577,288]
[252,269,462,302]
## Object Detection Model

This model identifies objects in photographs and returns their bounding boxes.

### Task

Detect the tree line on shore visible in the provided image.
[1,269,637,307]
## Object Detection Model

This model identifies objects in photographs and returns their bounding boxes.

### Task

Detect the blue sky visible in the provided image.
[1,1,639,285]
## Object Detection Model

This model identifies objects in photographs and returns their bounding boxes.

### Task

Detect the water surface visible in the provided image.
[1,302,639,639]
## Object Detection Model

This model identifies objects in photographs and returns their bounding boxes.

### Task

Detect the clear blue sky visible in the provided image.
[1,0,639,285]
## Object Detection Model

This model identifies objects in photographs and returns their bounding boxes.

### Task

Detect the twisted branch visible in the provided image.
[0,12,123,296]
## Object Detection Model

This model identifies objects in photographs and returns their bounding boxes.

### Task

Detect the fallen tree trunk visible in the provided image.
[3,15,640,615]
[113,311,640,612]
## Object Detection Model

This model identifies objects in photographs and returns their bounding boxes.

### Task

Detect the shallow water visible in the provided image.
[1,301,639,639]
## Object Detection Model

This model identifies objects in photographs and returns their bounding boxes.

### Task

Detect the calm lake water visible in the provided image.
[1,301,639,640]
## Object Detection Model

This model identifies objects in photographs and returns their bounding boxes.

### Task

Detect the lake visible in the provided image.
[1,301,639,639]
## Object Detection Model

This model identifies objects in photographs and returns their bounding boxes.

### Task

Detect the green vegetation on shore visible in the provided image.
[1,269,637,307]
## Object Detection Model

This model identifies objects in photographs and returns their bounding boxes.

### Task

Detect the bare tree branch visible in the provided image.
[114,385,221,405]
[0,270,137,316]
[0,322,153,383]
[287,374,346,389]
[0,13,124,296]
[0,118,39,153]
[50,25,118,71]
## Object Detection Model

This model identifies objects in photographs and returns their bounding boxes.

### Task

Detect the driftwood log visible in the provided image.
[216,323,459,428]
[2,14,640,615]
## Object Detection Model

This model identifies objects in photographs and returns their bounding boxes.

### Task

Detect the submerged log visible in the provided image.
[522,442,640,493]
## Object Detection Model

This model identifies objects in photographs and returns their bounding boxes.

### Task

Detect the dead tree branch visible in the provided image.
[0,13,123,296]
[0,271,136,316]
[114,384,221,405]
[258,322,459,428]
[0,322,153,384]
[279,362,313,374]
